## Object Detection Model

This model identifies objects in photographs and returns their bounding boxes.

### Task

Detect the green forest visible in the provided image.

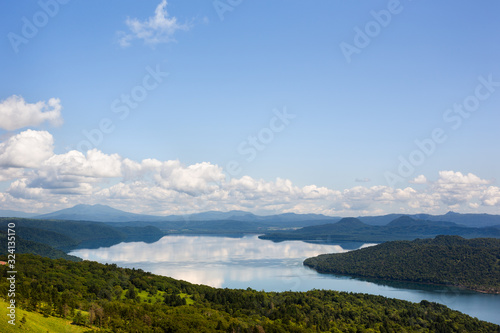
[1,254,499,332]
[304,235,500,294]
[0,217,164,254]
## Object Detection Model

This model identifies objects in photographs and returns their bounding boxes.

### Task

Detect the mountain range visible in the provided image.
[259,216,500,243]
[24,204,338,225]
[2,204,500,229]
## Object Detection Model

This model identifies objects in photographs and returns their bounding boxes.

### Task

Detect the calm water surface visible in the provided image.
[69,234,500,325]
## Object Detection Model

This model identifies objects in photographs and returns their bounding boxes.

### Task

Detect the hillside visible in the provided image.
[259,216,500,243]
[357,211,500,227]
[0,217,165,251]
[0,254,498,332]
[0,299,89,333]
[304,235,500,294]
[0,231,81,262]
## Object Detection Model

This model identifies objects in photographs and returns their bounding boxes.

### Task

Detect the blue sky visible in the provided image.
[1,0,500,216]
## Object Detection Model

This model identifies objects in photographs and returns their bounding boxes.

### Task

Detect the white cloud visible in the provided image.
[409,175,427,184]
[121,158,162,181]
[162,161,225,195]
[481,186,500,206]
[433,171,490,206]
[0,130,54,168]
[19,149,123,197]
[119,0,190,47]
[1,129,500,216]
[340,186,397,210]
[44,149,122,178]
[436,170,489,186]
[8,179,47,199]
[0,95,63,131]
[0,168,24,182]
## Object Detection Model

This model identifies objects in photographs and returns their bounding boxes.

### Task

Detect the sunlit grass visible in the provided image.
[0,299,89,333]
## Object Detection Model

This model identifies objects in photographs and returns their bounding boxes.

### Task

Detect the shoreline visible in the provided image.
[303,263,500,295]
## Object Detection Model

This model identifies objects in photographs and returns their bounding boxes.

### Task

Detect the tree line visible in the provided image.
[1,253,499,332]
[304,235,500,293]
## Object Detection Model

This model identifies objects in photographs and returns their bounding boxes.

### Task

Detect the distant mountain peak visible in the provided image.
[57,204,125,214]
[387,215,418,227]
[394,215,416,222]
[335,217,366,227]
[35,204,148,222]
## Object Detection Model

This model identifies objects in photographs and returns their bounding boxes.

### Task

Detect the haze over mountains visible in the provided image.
[3,204,500,229]
[259,216,500,243]
[29,204,337,224]
[0,209,38,218]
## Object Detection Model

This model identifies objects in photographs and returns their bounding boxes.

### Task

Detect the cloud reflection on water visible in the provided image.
[68,235,500,325]
[70,235,364,288]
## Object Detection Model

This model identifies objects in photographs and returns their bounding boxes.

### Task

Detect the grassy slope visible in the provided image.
[0,299,90,333]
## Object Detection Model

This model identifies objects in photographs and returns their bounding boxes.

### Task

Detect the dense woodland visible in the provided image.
[2,216,500,331]
[0,230,82,262]
[304,235,500,294]
[0,217,164,252]
[1,254,499,332]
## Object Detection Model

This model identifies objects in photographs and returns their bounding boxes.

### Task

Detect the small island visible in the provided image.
[304,235,500,294]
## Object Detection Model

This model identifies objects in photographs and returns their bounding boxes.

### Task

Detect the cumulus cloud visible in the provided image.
[8,179,47,199]
[121,158,162,181]
[481,186,500,206]
[0,168,24,182]
[18,149,123,198]
[0,95,63,131]
[432,171,490,206]
[0,129,499,215]
[44,149,122,178]
[0,130,54,168]
[119,0,190,47]
[158,161,225,195]
[409,175,427,184]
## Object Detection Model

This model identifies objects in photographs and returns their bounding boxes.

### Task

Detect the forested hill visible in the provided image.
[1,254,499,332]
[0,231,81,262]
[0,217,165,251]
[304,235,500,294]
[259,216,500,243]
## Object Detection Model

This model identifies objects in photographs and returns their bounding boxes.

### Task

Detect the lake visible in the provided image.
[69,234,500,325]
